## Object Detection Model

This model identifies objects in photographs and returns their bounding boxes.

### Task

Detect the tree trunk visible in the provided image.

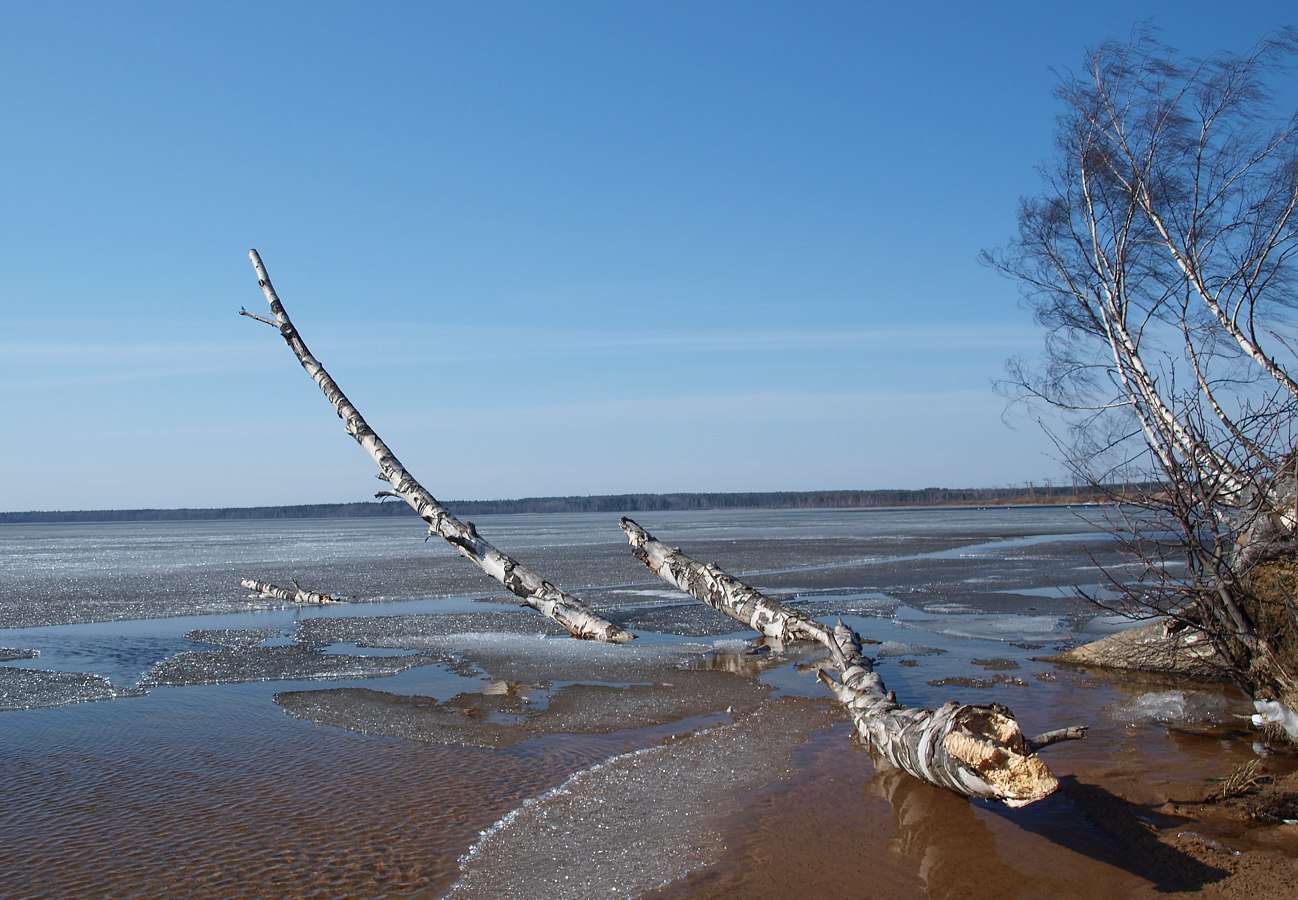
[243,250,633,643]
[618,517,831,645]
[817,620,1077,807]
[240,578,339,605]
[620,517,1082,806]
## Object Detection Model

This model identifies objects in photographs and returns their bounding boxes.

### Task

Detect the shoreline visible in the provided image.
[0,488,1117,523]
[5,506,1295,895]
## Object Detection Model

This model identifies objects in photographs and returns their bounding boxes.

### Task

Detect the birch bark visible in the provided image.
[620,517,1081,806]
[243,250,634,643]
[240,577,339,605]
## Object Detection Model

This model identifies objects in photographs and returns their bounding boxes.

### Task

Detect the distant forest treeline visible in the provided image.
[0,486,1108,524]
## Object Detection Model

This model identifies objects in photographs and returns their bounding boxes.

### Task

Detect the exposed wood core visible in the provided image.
[242,250,633,643]
[240,577,339,605]
[620,517,1083,806]
[817,620,1065,807]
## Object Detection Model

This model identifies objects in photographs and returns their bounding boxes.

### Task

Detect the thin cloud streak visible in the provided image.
[278,321,1044,367]
[380,386,1010,429]
[0,337,286,390]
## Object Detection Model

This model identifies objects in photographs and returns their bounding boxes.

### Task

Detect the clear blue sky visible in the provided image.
[2,2,1294,511]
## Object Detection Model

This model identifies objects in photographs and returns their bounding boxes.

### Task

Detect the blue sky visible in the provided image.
[2,2,1294,511]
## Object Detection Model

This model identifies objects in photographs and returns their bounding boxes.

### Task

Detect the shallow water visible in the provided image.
[1,507,1286,897]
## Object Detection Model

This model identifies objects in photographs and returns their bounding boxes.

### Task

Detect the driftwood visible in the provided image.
[240,578,339,605]
[620,517,1084,806]
[242,250,633,643]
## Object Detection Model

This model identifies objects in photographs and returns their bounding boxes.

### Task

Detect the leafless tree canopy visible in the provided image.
[985,28,1298,708]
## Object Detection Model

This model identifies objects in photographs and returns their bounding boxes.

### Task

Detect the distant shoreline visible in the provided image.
[0,487,1108,524]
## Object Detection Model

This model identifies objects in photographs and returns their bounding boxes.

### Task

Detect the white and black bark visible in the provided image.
[620,518,1082,806]
[241,577,339,605]
[242,250,633,643]
[619,517,832,645]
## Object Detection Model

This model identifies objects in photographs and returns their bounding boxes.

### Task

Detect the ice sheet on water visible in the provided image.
[925,603,977,615]
[392,631,716,681]
[790,590,899,618]
[875,640,947,658]
[606,588,696,601]
[185,628,285,650]
[0,647,38,662]
[139,644,447,687]
[0,665,146,710]
[293,612,568,649]
[286,611,781,692]
[1108,690,1239,727]
[904,612,1068,643]
[611,601,749,637]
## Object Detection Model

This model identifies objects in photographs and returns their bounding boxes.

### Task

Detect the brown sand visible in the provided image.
[650,729,1298,899]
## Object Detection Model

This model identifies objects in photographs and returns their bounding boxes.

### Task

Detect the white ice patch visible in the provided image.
[1077,614,1146,636]
[416,631,705,665]
[923,603,976,615]
[912,614,1066,643]
[1110,690,1234,727]
[1251,700,1298,738]
[875,640,946,658]
[607,588,697,602]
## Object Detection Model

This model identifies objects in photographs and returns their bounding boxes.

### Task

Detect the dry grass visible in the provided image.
[1209,758,1270,801]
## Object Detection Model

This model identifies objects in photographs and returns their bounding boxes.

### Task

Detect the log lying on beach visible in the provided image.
[619,517,1084,806]
[816,620,1078,806]
[240,578,339,605]
[241,250,633,643]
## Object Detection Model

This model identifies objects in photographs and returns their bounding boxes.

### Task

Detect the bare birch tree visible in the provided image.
[242,251,634,643]
[985,28,1298,711]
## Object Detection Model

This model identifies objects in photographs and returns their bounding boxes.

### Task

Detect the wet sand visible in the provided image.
[658,686,1298,899]
[6,636,1295,897]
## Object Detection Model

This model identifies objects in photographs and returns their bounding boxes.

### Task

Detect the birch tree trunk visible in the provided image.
[242,250,634,643]
[241,578,339,605]
[620,517,1081,806]
[986,31,1298,714]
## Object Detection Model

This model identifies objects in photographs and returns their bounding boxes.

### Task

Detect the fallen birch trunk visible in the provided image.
[241,250,633,643]
[241,577,340,605]
[619,517,833,646]
[620,517,1084,806]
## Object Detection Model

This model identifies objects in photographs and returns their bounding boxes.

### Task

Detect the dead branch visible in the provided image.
[244,250,633,643]
[240,577,339,605]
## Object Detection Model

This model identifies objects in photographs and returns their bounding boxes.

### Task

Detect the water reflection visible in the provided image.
[868,766,1015,898]
[869,762,1231,896]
